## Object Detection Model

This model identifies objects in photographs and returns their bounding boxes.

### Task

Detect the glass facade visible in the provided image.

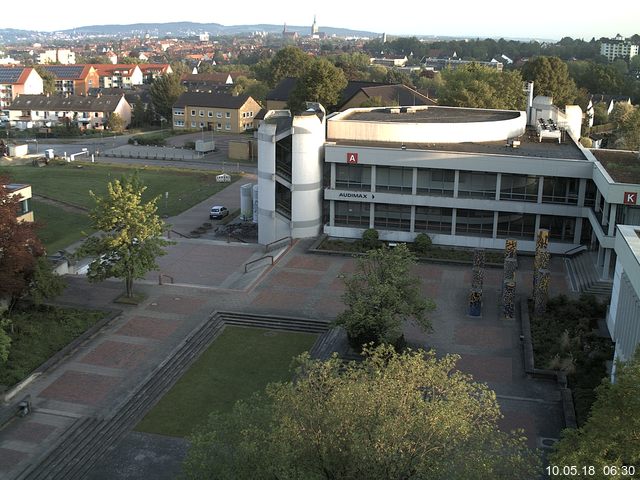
[457,171,497,199]
[335,201,370,227]
[500,174,539,202]
[542,177,578,205]
[416,169,454,196]
[335,164,371,191]
[374,203,411,231]
[456,209,494,237]
[375,166,413,193]
[414,206,453,233]
[539,215,576,242]
[496,212,537,239]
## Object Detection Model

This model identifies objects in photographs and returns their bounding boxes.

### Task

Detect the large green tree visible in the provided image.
[149,73,185,121]
[288,58,347,113]
[438,64,525,110]
[261,46,311,87]
[520,56,578,106]
[334,244,434,350]
[77,174,171,298]
[184,345,540,480]
[550,348,640,479]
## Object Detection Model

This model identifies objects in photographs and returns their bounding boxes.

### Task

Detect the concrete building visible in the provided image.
[600,34,639,62]
[8,94,131,130]
[42,65,100,96]
[6,183,33,223]
[0,67,43,110]
[172,92,261,133]
[93,64,143,89]
[37,48,76,65]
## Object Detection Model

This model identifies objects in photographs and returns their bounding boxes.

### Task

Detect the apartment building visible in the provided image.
[0,67,43,110]
[172,92,261,133]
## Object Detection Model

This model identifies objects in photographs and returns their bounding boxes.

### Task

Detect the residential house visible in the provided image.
[93,64,143,89]
[37,48,76,65]
[0,67,43,110]
[42,65,100,96]
[172,92,260,133]
[180,72,239,92]
[8,94,131,130]
[586,94,632,127]
[600,34,639,62]
[5,183,33,223]
[265,77,297,110]
[138,64,172,84]
[370,56,408,67]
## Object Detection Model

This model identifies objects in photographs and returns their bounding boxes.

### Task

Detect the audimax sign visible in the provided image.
[338,192,374,199]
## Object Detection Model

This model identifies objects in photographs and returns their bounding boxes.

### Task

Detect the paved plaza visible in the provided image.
[0,183,573,478]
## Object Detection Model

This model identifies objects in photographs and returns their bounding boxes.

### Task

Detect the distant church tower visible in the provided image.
[283,23,287,36]
[311,15,319,35]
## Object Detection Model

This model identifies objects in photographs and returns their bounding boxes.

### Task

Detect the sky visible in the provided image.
[9,0,640,41]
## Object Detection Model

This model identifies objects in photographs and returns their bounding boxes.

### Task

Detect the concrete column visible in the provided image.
[410,205,416,233]
[453,170,460,198]
[574,217,583,244]
[371,165,377,193]
[602,201,610,227]
[534,214,541,240]
[595,190,601,212]
[597,245,604,267]
[369,202,375,228]
[330,163,336,189]
[329,200,335,226]
[602,249,612,280]
[492,211,498,238]
[412,167,418,195]
[451,208,457,236]
[537,176,544,203]
[577,178,586,207]
[608,204,618,236]
[495,173,502,201]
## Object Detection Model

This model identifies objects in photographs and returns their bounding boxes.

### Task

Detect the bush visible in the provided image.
[128,134,167,146]
[361,228,380,250]
[414,233,432,254]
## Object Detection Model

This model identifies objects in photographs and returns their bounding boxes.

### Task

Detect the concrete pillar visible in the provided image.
[492,211,498,238]
[371,165,377,193]
[495,173,502,201]
[329,200,335,227]
[410,205,416,233]
[602,201,610,227]
[534,215,541,240]
[574,217,583,244]
[597,245,604,267]
[412,167,418,195]
[602,249,612,280]
[451,208,457,236]
[595,190,601,212]
[537,176,544,203]
[453,170,460,198]
[330,163,336,189]
[577,178,586,207]
[369,202,375,229]
[608,204,618,236]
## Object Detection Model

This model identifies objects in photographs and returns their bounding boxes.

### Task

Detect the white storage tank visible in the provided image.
[240,183,253,220]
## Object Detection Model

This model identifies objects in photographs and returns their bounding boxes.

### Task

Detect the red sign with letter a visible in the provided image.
[346,152,358,164]
[624,192,638,205]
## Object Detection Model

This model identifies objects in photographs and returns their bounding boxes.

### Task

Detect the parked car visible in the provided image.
[210,205,229,220]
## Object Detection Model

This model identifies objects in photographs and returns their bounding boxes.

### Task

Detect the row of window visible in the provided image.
[334,164,590,205]
[333,201,576,241]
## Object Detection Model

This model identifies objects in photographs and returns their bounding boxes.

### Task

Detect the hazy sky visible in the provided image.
[10,0,640,40]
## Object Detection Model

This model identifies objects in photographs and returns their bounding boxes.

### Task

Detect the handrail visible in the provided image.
[158,273,174,285]
[563,244,587,257]
[244,255,274,273]
[264,236,292,253]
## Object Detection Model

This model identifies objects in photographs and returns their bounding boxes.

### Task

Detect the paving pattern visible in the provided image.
[0,198,573,479]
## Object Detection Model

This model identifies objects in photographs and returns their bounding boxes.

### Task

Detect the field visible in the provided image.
[135,326,318,438]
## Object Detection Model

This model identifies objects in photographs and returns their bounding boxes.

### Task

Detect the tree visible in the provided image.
[550,348,640,478]
[262,46,310,87]
[77,174,171,298]
[34,65,56,96]
[288,58,347,113]
[150,73,185,121]
[184,345,540,480]
[334,244,434,350]
[0,179,45,311]
[0,318,11,363]
[614,106,640,151]
[107,112,125,133]
[439,64,525,110]
[520,56,578,106]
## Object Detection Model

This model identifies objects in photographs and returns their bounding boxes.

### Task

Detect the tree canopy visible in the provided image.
[334,244,434,350]
[520,56,578,106]
[261,46,311,87]
[288,58,347,113]
[437,64,525,111]
[33,65,56,96]
[150,72,185,121]
[550,348,640,478]
[183,344,540,480]
[77,174,171,298]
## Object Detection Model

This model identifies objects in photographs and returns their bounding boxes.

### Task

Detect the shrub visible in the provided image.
[361,228,380,250]
[414,233,433,254]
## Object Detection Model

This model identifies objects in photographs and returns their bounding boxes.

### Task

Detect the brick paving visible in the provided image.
[38,371,122,406]
[7,422,57,444]
[79,340,151,369]
[116,316,181,340]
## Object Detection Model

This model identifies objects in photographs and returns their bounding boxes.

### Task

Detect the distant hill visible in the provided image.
[39,21,377,38]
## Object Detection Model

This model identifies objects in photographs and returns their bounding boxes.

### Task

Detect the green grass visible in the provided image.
[0,163,239,217]
[135,326,317,438]
[0,306,105,388]
[31,200,94,253]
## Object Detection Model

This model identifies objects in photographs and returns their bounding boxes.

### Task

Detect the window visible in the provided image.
[191,110,196,116]
[191,121,196,128]
[416,168,454,196]
[217,123,222,130]
[539,215,575,242]
[335,201,370,228]
[225,123,231,130]
[500,174,539,202]
[225,112,231,118]
[456,209,494,237]
[457,171,497,199]
[496,212,536,239]
[208,111,213,117]
[199,110,204,116]
[374,203,411,231]
[250,111,254,117]
[335,164,372,191]
[542,177,578,204]
[216,112,222,118]
[174,109,184,116]
[174,120,185,126]
[376,166,413,193]
[414,206,452,233]
[200,122,205,128]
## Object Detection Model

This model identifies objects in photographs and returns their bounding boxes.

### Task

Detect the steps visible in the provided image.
[18,312,330,480]
[566,252,613,297]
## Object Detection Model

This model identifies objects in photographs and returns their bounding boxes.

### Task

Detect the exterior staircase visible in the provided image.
[565,251,613,297]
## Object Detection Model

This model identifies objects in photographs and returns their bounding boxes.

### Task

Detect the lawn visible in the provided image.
[135,326,318,438]
[0,305,105,388]
[0,163,238,217]
[31,200,94,253]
